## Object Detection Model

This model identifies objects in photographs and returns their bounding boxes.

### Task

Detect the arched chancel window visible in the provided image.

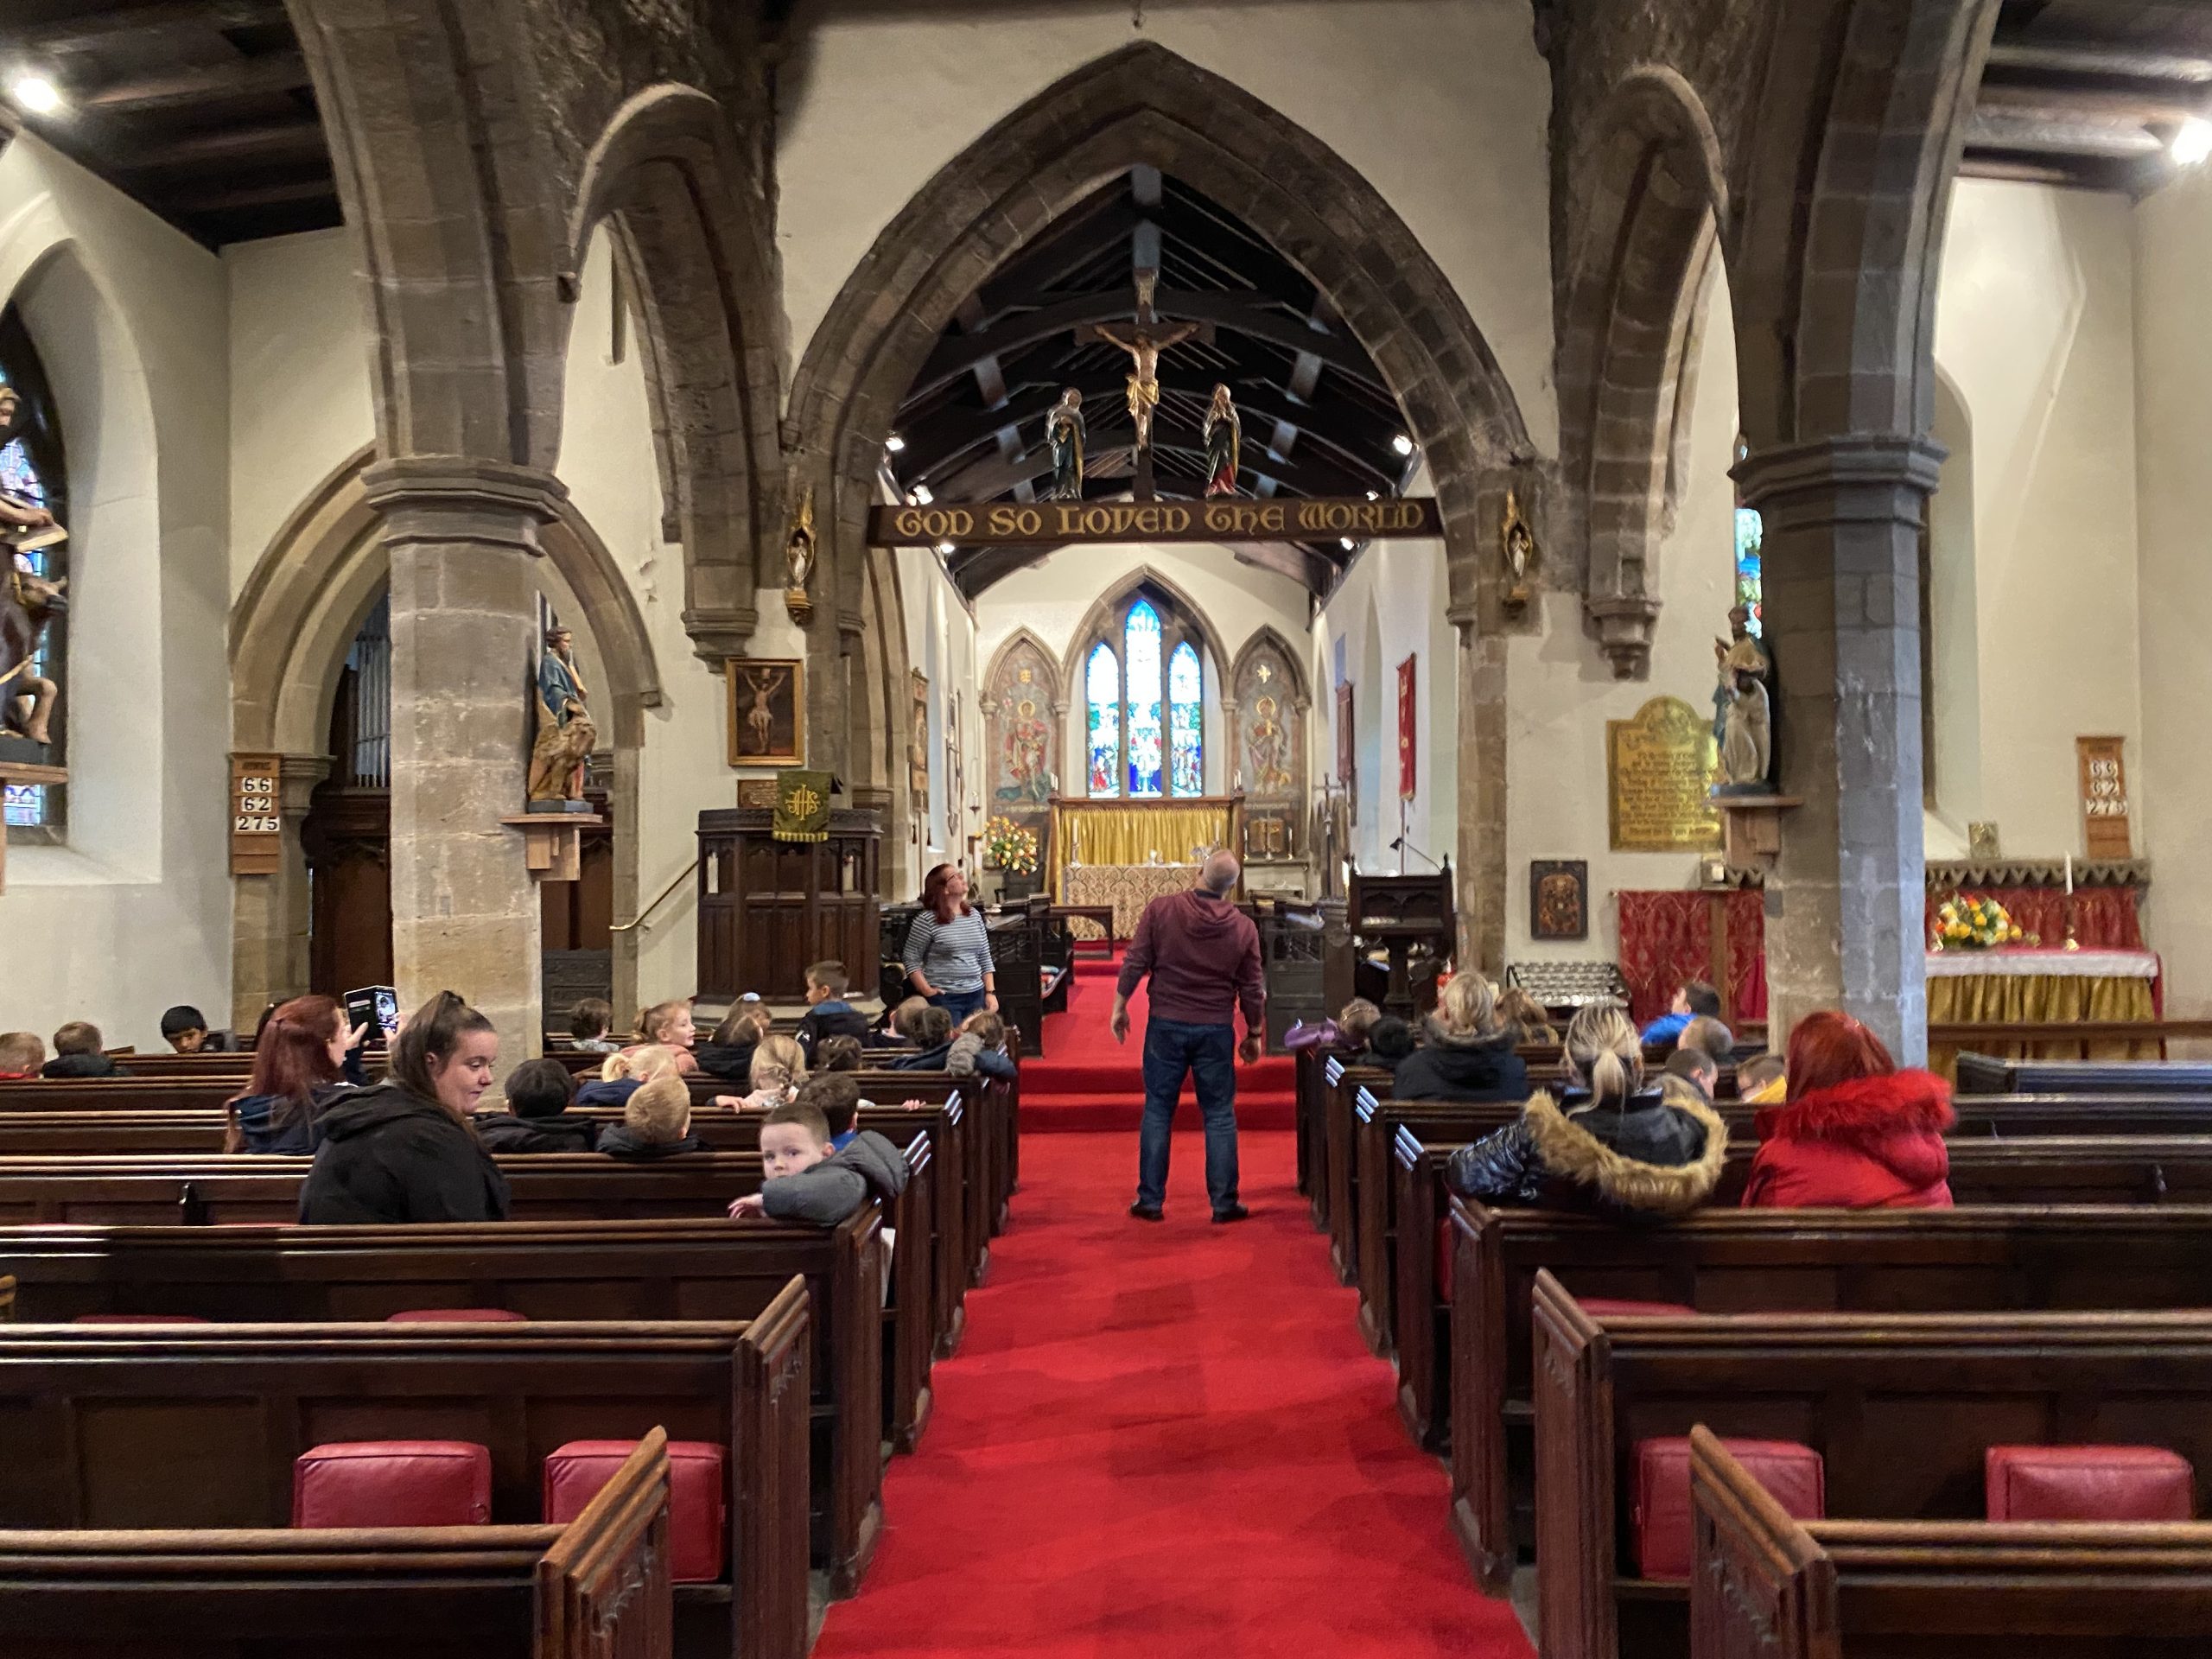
[1,306,67,833]
[1081,590,1207,798]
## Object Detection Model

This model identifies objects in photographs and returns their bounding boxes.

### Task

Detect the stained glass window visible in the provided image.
[1084,642,1120,797]
[1168,640,1202,798]
[1124,601,1164,798]
[0,313,65,832]
[1732,435,1763,638]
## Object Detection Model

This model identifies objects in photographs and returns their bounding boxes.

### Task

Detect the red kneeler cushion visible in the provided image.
[1633,1437,1824,1580]
[385,1308,528,1322]
[1986,1445,2195,1522]
[545,1440,728,1582]
[293,1441,493,1528]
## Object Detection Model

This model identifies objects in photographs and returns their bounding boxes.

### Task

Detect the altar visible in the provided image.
[1047,795,1245,939]
[1926,946,2161,1074]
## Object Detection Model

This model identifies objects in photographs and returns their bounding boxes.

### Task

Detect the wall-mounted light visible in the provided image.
[912,484,933,505]
[937,542,956,555]
[10,75,60,114]
[1392,434,1415,457]
[1365,490,1379,501]
[1340,537,1357,552]
[2175,118,2212,167]
[885,434,906,453]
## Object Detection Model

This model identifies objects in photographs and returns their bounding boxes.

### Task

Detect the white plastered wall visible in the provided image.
[775,0,1558,455]
[0,133,231,1050]
[893,547,981,893]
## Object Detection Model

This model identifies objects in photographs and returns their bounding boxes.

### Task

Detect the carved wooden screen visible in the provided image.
[1231,635,1306,861]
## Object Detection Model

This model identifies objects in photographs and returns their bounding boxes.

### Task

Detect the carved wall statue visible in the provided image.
[528,626,593,803]
[982,633,1060,880]
[1230,632,1308,863]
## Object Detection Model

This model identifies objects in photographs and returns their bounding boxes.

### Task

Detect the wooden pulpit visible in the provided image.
[696,806,881,1001]
[1347,866,1455,1016]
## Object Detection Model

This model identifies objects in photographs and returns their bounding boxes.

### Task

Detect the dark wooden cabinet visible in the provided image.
[696,808,882,1000]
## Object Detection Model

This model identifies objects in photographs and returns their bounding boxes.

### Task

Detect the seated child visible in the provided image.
[1494,987,1559,1046]
[473,1057,598,1153]
[882,1005,956,1071]
[596,1070,707,1160]
[796,961,872,1058]
[1337,996,1383,1051]
[728,1098,910,1224]
[796,1072,864,1150]
[161,1005,235,1053]
[0,1031,45,1079]
[867,995,929,1051]
[1737,1052,1787,1105]
[1680,1013,1736,1065]
[41,1021,130,1079]
[1661,1043,1720,1103]
[946,1010,1018,1080]
[569,998,620,1054]
[814,1034,864,1073]
[694,1007,769,1082]
[631,1001,701,1076]
[1367,1015,1417,1066]
[575,1044,679,1108]
[1640,979,1722,1047]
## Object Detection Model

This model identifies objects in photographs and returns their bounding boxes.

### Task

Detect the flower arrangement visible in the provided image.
[1933,892,2024,951]
[983,816,1039,876]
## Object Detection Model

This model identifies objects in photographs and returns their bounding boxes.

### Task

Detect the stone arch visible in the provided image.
[1227,625,1311,706]
[1557,66,1730,678]
[1061,565,1225,798]
[1225,625,1309,861]
[227,445,664,1020]
[563,85,785,662]
[983,627,1062,708]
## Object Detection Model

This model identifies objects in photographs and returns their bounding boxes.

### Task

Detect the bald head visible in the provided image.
[1201,851,1241,895]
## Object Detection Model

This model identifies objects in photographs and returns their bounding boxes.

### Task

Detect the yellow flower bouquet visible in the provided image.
[982,815,1040,876]
[1932,893,2024,952]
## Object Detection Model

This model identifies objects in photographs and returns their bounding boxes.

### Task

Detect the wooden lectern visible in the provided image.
[696,806,881,1001]
[1346,865,1455,1017]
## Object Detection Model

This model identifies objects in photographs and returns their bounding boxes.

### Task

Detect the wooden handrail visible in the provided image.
[610,857,700,934]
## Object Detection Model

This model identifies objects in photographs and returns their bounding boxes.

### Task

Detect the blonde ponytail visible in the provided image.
[1563,1000,1643,1107]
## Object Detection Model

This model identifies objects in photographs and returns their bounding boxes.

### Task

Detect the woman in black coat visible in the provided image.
[1391,975,1530,1103]
[297,991,511,1224]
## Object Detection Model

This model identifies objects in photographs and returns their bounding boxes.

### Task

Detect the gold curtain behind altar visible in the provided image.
[1927,973,2158,1079]
[1048,798,1242,902]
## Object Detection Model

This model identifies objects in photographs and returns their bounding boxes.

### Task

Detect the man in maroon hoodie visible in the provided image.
[1111,851,1265,1223]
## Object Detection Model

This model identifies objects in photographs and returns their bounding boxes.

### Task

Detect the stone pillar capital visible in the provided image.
[1732,434,1947,523]
[1584,594,1662,680]
[361,455,569,555]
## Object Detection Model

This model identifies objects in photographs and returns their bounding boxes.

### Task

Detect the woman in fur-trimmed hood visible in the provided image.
[1392,973,1530,1103]
[1740,1011,1954,1209]
[1445,1000,1727,1220]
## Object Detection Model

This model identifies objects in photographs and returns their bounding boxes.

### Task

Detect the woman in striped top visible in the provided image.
[903,863,998,1023]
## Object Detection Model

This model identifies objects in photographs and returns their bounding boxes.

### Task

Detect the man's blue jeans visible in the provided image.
[1136,1017,1240,1214]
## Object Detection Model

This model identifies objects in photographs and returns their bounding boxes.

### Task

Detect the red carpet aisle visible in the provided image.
[810,1130,1537,1658]
[1019,957,1298,1132]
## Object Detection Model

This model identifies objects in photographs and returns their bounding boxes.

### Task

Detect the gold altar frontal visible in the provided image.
[1925,946,2160,1077]
[1064,863,1201,941]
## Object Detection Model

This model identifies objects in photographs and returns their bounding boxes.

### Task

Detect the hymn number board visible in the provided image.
[230,753,283,875]
[2075,735,2132,861]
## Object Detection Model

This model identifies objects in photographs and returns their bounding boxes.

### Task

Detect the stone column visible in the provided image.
[362,456,568,1073]
[1735,435,1944,1064]
[230,753,330,1033]
[1452,618,1508,974]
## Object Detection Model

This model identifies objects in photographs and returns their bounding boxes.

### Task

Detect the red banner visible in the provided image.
[1396,654,1416,800]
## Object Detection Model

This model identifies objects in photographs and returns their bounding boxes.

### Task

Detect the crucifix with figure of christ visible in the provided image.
[1079,269,1213,501]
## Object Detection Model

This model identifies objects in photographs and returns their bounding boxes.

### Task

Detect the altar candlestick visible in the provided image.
[2064,854,2074,896]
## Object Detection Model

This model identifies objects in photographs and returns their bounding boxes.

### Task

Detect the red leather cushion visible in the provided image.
[1579,1299,1698,1319]
[544,1440,727,1583]
[1436,1218,1454,1302]
[1986,1445,2195,1522]
[293,1441,493,1528]
[1632,1436,1824,1580]
[385,1308,529,1323]
[71,1314,210,1324]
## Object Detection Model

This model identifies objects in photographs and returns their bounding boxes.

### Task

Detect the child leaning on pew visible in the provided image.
[728,1098,909,1223]
[596,1070,708,1160]
[946,1010,1018,1081]
[41,1021,130,1079]
[0,1030,44,1079]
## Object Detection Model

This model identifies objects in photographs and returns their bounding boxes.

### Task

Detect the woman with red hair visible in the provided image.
[225,995,364,1154]
[1740,1011,1955,1208]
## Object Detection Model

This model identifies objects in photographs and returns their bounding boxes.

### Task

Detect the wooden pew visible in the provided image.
[1691,1427,2212,1659]
[0,1142,938,1459]
[0,1222,881,1597]
[1532,1280,2212,1659]
[1389,1127,2212,1452]
[1447,1201,2212,1599]
[0,1303,811,1659]
[1956,1051,2212,1096]
[0,1433,677,1659]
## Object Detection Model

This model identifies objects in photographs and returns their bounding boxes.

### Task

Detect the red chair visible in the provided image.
[1986,1445,2195,1522]
[1632,1436,1824,1580]
[71,1314,210,1324]
[544,1440,727,1581]
[385,1308,528,1323]
[293,1441,493,1528]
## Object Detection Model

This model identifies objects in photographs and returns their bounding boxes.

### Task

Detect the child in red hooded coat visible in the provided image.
[1741,1011,1954,1209]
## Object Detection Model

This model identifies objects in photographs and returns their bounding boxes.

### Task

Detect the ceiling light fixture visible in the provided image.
[1392,434,1415,457]
[937,542,956,555]
[885,434,906,453]
[10,75,60,115]
[912,484,933,505]
[1365,490,1379,501]
[1340,537,1357,552]
[2175,118,2212,167]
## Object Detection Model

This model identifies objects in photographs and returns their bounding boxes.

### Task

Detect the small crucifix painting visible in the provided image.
[726,658,804,766]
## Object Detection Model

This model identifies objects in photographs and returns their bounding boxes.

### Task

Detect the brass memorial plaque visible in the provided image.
[1607,696,1721,852]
